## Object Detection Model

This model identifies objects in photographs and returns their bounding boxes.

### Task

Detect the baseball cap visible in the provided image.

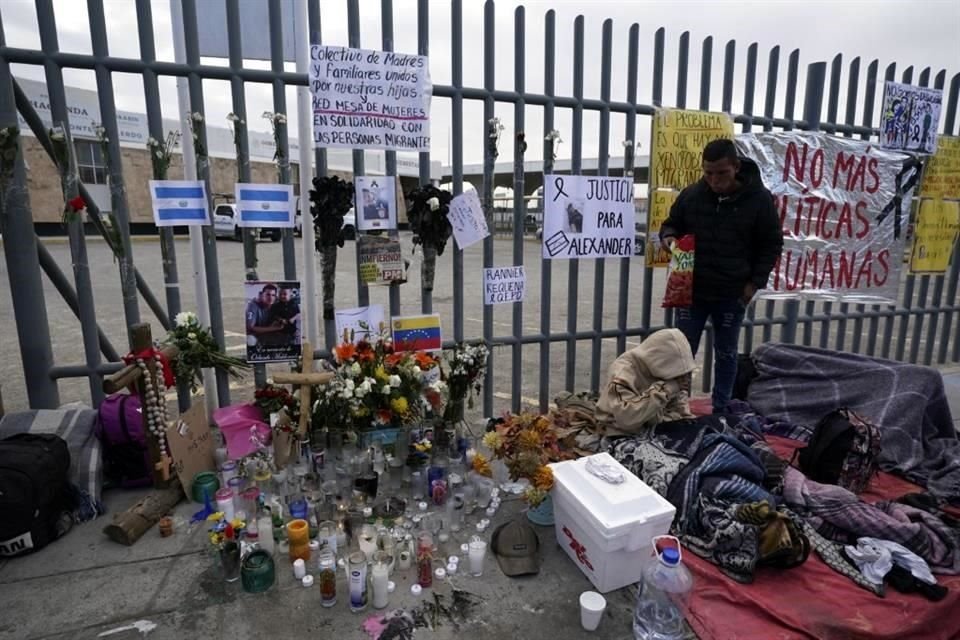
[491,518,540,577]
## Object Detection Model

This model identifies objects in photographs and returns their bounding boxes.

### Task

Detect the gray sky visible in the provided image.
[3,0,959,171]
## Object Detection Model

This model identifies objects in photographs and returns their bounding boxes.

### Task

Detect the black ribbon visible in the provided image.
[876,156,923,240]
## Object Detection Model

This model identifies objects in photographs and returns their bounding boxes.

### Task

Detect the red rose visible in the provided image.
[68,196,86,212]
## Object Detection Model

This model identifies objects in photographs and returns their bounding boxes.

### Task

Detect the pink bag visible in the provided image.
[212,404,272,460]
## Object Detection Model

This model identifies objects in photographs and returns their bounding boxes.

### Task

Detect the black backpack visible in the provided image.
[795,408,881,494]
[0,433,73,556]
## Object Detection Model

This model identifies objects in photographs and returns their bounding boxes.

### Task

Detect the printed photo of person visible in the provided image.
[244,280,303,363]
[356,175,397,231]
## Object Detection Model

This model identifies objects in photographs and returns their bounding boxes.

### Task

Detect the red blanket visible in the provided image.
[684,432,960,640]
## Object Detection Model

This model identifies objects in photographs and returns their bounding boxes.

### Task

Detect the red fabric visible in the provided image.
[679,425,960,639]
[123,347,175,388]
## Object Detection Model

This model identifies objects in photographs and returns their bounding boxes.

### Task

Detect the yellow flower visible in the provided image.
[524,487,548,507]
[532,416,551,433]
[472,453,493,477]
[414,441,432,453]
[206,511,224,522]
[390,397,409,415]
[375,365,389,382]
[532,465,554,492]
[518,429,542,450]
[208,532,224,546]
[482,431,503,452]
[230,518,245,530]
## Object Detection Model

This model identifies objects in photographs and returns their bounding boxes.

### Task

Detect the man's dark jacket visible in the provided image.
[659,157,784,303]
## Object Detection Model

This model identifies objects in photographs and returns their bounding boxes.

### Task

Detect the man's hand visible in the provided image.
[663,236,677,251]
[742,282,757,305]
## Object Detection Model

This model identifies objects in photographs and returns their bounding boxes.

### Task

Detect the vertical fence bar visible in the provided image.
[819,54,842,349]
[564,15,584,392]
[35,0,104,404]
[589,18,613,394]
[741,42,757,353]
[417,0,432,314]
[641,28,665,335]
[844,57,865,353]
[756,45,779,352]
[225,0,267,389]
[88,0,140,340]
[380,0,402,324]
[909,68,933,364]
[923,69,948,365]
[0,9,60,408]
[539,9,556,412]
[268,0,296,281]
[616,23,639,358]
[346,0,369,309]
[511,6,526,410]
[481,0,495,416]
[879,62,899,359]
[676,31,689,109]
[448,0,463,342]
[699,36,712,111]
[937,73,960,363]
[182,0,230,406]
[894,64,915,362]
[863,60,882,356]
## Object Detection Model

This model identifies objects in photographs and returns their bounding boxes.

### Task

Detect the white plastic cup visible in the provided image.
[579,591,606,632]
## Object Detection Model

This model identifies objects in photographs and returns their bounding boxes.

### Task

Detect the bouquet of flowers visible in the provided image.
[164,311,250,393]
[440,343,489,423]
[309,175,355,319]
[311,329,439,440]
[406,184,453,293]
[254,383,299,431]
[483,412,574,506]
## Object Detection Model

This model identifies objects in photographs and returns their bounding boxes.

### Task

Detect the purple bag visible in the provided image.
[96,393,152,488]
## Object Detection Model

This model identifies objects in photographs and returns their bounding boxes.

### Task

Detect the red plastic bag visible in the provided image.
[662,234,695,308]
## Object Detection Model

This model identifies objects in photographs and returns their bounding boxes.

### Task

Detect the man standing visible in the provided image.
[659,138,783,412]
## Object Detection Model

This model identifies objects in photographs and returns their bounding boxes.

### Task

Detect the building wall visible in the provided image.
[22,137,353,227]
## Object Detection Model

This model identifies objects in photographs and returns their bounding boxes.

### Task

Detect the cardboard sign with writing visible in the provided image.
[910,199,960,274]
[650,108,735,190]
[165,404,215,499]
[646,189,679,267]
[921,135,960,199]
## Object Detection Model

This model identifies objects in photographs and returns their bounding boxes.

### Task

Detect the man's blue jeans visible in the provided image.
[675,299,746,411]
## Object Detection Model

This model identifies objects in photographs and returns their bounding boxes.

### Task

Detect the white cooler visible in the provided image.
[550,452,676,593]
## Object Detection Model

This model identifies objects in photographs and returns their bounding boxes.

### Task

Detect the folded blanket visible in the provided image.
[747,343,960,503]
[783,466,960,574]
[0,407,105,522]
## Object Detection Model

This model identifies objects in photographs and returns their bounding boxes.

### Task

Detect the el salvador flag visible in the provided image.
[149,180,209,227]
[235,183,295,228]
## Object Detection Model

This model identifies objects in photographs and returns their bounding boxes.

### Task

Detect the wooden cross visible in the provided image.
[271,342,334,437]
[103,322,178,488]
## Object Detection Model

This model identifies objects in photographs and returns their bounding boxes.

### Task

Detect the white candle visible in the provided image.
[371,563,390,609]
[293,558,306,580]
[468,538,487,577]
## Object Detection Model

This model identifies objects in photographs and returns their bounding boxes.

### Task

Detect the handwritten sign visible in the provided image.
[309,46,431,152]
[910,199,960,274]
[335,304,385,343]
[921,136,960,199]
[646,190,678,267]
[357,235,404,284]
[448,190,490,249]
[880,81,943,155]
[736,132,912,304]
[541,175,635,259]
[164,404,215,499]
[650,108,734,190]
[483,266,525,304]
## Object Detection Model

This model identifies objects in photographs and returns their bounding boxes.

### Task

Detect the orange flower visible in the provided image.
[385,352,406,367]
[334,342,356,363]
[377,409,394,424]
[415,351,437,369]
[518,429,542,450]
[472,453,493,478]
[356,347,376,363]
[532,466,554,492]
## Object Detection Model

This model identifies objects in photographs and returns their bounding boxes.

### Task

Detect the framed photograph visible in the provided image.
[244,280,302,363]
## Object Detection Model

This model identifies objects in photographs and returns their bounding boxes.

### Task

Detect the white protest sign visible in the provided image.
[448,190,490,249]
[309,46,432,152]
[335,305,385,343]
[483,267,526,305]
[541,175,635,259]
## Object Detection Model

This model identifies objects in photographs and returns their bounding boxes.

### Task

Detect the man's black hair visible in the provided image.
[702,138,739,163]
[261,283,278,293]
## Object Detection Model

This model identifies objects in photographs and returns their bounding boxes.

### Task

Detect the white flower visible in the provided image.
[431,380,448,394]
[623,139,633,147]
[148,137,158,146]
[226,112,239,123]
[545,129,561,142]
[275,114,287,124]
[389,375,401,388]
[50,130,65,142]
[155,150,163,159]
[488,117,500,127]
[187,332,197,340]
[345,378,355,390]
[262,111,275,120]
[359,380,372,393]
[413,366,422,375]
[191,112,204,122]
[174,311,197,327]
[381,384,391,395]
[351,362,361,376]
[427,197,440,211]
[342,388,354,399]
[354,386,366,398]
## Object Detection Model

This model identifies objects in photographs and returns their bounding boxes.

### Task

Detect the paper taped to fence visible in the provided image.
[542,175,635,259]
[921,136,960,199]
[309,46,431,152]
[483,266,525,305]
[910,199,960,274]
[448,190,490,249]
[357,236,404,284]
[650,108,735,190]
[234,183,294,227]
[880,81,943,155]
[336,305,385,343]
[149,180,209,227]
[355,175,397,231]
[736,132,913,304]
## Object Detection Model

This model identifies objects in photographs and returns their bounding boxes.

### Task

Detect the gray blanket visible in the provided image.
[747,343,960,503]
[0,407,105,522]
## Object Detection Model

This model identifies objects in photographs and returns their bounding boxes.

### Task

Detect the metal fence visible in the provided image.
[0,0,958,418]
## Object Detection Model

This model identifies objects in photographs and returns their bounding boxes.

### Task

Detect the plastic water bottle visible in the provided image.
[633,537,693,640]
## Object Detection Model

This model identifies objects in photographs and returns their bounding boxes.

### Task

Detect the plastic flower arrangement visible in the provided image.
[164,311,250,393]
[207,512,245,548]
[484,412,573,506]
[311,327,436,439]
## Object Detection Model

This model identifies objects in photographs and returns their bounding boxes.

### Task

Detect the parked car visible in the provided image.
[212,203,280,242]
[294,204,356,240]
